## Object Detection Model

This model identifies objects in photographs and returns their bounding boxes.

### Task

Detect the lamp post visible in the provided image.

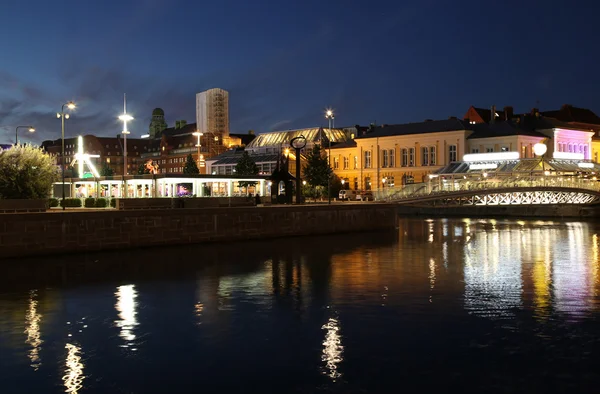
[325,109,335,204]
[119,94,133,178]
[533,142,548,185]
[15,126,35,145]
[290,135,307,205]
[193,131,203,171]
[57,101,76,210]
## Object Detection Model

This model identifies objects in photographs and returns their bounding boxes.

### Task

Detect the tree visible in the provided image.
[303,144,331,198]
[183,154,200,175]
[0,145,59,199]
[235,151,259,191]
[137,163,150,175]
[100,165,114,176]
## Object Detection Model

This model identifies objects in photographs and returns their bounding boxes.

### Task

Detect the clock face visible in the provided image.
[290,135,307,149]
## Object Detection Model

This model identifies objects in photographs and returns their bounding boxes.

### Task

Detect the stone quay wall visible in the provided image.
[396,204,600,218]
[0,204,397,259]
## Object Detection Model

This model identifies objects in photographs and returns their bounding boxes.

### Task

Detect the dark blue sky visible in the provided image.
[1,0,599,144]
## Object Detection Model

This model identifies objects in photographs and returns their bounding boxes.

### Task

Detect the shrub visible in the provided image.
[95,198,107,208]
[0,145,59,199]
[110,198,117,208]
[60,198,82,208]
[48,198,59,207]
[84,197,96,208]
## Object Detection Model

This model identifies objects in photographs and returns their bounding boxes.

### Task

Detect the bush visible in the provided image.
[48,198,59,207]
[0,145,59,199]
[110,198,117,208]
[60,198,82,208]
[84,197,96,208]
[95,198,107,208]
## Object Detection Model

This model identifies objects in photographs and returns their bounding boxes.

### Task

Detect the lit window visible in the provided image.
[343,156,349,169]
[353,156,358,169]
[364,151,371,168]
[333,157,339,170]
[401,148,408,167]
[409,148,415,166]
[382,149,389,168]
[388,149,395,167]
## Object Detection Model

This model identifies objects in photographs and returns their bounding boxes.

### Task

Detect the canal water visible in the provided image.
[1,218,599,393]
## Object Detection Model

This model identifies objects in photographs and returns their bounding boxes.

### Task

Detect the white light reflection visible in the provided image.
[321,317,343,381]
[24,290,42,370]
[115,285,138,346]
[429,258,436,303]
[63,343,84,393]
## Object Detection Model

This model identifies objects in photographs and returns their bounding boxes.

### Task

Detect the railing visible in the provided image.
[375,175,600,202]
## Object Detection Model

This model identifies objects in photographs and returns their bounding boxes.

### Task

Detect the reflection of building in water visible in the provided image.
[24,290,43,370]
[462,220,600,321]
[553,223,595,319]
[115,285,138,347]
[63,343,85,394]
[464,222,523,319]
[321,316,343,381]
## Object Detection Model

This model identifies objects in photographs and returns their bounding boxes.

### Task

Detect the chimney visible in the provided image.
[504,106,514,120]
[490,105,496,124]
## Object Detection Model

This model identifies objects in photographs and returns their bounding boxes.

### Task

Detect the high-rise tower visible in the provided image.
[196,88,229,156]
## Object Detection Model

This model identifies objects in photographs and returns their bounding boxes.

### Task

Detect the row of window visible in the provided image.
[360,145,455,169]
[557,142,589,155]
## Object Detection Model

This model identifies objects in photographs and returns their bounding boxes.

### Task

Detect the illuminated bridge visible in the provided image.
[375,158,600,206]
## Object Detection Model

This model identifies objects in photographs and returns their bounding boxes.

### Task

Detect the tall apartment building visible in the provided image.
[196,88,229,156]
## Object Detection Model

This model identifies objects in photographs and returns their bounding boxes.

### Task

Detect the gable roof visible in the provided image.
[355,119,469,139]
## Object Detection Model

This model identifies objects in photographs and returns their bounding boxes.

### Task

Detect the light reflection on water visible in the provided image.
[1,218,600,393]
[62,343,84,394]
[115,285,138,348]
[24,290,42,370]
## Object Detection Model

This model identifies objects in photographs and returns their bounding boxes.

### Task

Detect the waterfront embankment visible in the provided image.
[0,204,397,259]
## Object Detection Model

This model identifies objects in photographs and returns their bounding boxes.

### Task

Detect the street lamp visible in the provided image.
[193,131,203,170]
[15,126,35,145]
[325,109,335,204]
[118,94,133,177]
[290,135,307,204]
[57,101,76,210]
[533,142,547,173]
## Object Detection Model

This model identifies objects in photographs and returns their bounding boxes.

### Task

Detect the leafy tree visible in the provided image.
[100,165,114,176]
[137,163,150,175]
[235,151,259,190]
[183,154,200,175]
[0,145,59,199]
[303,144,331,196]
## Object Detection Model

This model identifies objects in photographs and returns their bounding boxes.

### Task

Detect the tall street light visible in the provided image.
[57,101,76,210]
[325,109,335,204]
[119,93,133,178]
[193,131,203,171]
[15,125,35,145]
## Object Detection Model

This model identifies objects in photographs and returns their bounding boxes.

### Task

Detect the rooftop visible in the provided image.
[355,118,469,139]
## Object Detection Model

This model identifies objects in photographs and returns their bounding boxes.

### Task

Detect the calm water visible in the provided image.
[1,218,600,393]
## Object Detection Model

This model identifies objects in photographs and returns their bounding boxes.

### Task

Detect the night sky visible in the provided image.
[1,0,599,144]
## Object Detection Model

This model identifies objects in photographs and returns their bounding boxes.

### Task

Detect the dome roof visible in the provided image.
[152,108,164,116]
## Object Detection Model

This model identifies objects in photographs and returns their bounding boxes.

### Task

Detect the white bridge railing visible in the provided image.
[375,175,600,202]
